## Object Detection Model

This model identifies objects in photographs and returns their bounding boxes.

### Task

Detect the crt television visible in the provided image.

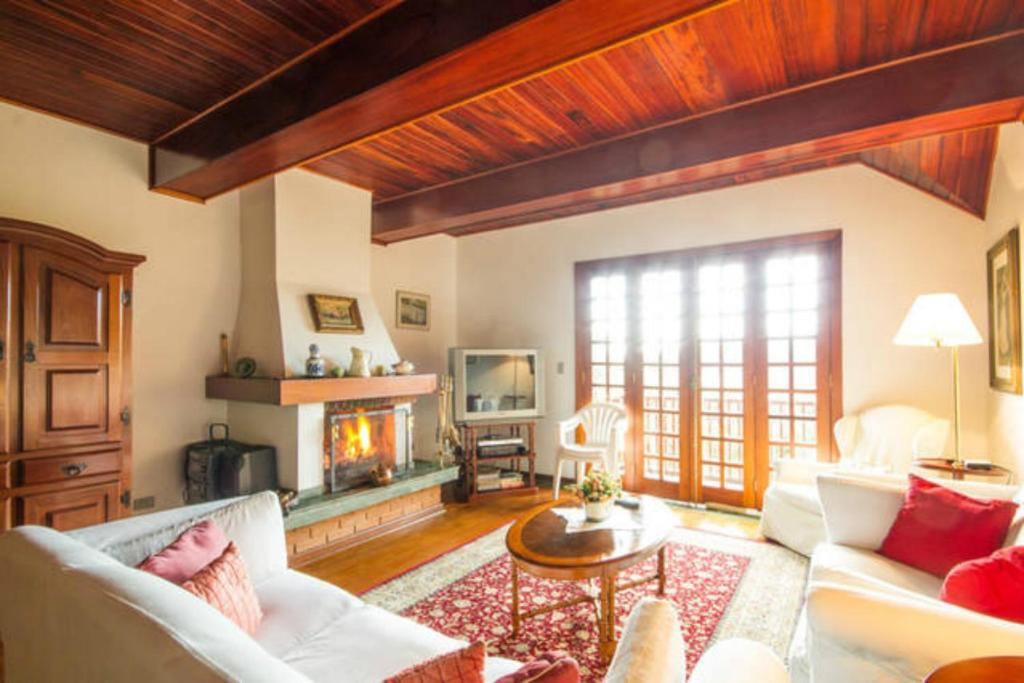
[450,348,544,423]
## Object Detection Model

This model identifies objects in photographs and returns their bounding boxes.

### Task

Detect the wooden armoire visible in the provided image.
[0,218,144,531]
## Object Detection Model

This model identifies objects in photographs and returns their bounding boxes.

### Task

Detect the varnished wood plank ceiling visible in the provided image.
[1,0,1021,241]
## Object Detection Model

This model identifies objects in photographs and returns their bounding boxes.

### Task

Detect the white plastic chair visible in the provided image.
[553,403,627,499]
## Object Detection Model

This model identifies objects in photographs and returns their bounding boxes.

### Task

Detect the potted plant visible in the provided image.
[573,469,622,522]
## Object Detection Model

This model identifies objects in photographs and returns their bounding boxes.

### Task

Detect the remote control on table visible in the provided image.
[615,497,641,509]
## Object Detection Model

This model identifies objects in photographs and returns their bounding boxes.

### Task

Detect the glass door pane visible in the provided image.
[588,273,627,407]
[764,253,824,476]
[638,269,683,491]
[697,261,748,505]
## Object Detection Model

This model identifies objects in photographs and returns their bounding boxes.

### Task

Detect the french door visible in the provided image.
[575,231,841,509]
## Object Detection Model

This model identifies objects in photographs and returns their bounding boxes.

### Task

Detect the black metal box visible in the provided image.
[185,424,278,504]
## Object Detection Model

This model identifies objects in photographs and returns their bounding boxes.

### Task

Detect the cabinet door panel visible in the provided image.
[22,248,123,450]
[0,242,12,454]
[20,481,120,530]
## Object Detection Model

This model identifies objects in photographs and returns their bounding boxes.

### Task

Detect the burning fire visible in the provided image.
[340,414,375,461]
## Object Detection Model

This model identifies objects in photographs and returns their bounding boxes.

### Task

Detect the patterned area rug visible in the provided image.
[364,525,807,681]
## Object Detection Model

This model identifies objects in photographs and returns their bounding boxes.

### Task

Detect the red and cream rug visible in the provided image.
[363,524,807,681]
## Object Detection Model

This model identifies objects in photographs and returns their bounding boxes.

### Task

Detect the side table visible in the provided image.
[912,458,1013,484]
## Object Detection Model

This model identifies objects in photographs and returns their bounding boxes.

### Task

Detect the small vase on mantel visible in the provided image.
[348,347,372,378]
[305,344,326,378]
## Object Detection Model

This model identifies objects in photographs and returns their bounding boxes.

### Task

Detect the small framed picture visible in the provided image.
[987,227,1022,394]
[396,290,430,331]
[308,294,364,333]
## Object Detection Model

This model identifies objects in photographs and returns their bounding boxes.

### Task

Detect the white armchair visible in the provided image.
[760,404,949,556]
[553,403,627,499]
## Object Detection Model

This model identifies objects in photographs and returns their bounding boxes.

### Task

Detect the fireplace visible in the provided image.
[324,402,412,493]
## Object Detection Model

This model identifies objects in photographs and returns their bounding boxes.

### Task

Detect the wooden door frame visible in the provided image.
[575,229,843,508]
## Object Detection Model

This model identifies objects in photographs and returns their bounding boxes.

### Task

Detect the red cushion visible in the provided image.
[137,519,229,584]
[879,474,1018,577]
[497,651,581,683]
[384,641,486,683]
[941,546,1024,623]
[181,542,263,635]
[495,651,581,683]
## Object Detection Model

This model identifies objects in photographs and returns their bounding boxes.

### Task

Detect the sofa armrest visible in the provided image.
[689,639,789,683]
[605,598,685,683]
[806,582,1024,682]
[774,459,837,485]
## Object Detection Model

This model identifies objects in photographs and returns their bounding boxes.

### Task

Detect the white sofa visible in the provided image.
[0,491,785,683]
[789,473,1024,683]
[761,405,950,556]
[0,492,523,682]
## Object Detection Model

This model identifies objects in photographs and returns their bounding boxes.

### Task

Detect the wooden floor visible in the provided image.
[300,489,762,595]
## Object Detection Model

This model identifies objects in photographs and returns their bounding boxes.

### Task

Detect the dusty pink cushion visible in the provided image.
[181,542,263,635]
[137,519,229,584]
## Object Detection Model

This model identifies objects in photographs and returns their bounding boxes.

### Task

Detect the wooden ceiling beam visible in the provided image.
[148,0,732,201]
[371,32,1024,243]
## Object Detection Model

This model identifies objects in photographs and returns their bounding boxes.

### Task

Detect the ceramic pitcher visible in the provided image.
[349,347,372,377]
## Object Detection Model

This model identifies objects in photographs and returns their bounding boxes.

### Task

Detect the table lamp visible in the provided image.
[893,293,982,466]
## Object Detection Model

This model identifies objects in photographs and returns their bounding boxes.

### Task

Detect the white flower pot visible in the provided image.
[584,498,614,522]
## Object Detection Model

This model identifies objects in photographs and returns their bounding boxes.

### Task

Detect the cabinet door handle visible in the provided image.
[24,341,36,363]
[60,463,88,477]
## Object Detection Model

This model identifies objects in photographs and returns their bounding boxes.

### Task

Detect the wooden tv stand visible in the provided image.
[460,421,538,502]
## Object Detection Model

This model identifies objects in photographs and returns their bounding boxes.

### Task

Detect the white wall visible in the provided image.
[985,123,1024,472]
[0,102,240,510]
[371,235,458,460]
[457,163,992,475]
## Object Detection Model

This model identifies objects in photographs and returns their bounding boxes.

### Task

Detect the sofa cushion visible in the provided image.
[495,652,580,683]
[138,519,229,584]
[182,542,263,634]
[879,475,1018,577]
[810,543,943,599]
[818,473,1020,551]
[941,546,1024,624]
[384,640,486,683]
[254,569,521,682]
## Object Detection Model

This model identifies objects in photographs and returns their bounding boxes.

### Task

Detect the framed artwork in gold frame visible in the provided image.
[987,227,1021,394]
[307,294,364,333]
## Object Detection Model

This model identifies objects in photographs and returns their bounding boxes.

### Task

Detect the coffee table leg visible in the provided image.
[598,574,617,663]
[511,560,521,638]
[657,545,667,595]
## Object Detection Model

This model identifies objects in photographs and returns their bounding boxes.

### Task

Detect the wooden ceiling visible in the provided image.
[1,0,1022,242]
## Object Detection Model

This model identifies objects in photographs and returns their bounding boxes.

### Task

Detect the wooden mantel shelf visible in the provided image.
[205,374,437,405]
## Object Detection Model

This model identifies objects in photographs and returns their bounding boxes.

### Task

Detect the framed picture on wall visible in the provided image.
[987,227,1021,394]
[308,294,364,333]
[396,290,430,331]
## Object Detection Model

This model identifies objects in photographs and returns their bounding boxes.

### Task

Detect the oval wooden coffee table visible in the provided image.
[505,496,676,663]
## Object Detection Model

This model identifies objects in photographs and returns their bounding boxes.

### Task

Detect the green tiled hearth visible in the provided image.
[284,461,458,531]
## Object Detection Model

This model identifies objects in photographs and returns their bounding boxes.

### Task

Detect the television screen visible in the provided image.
[450,349,543,422]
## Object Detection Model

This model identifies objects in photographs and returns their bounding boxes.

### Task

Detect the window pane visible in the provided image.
[722,365,743,389]
[767,339,789,363]
[702,415,721,438]
[722,340,743,364]
[793,365,816,390]
[591,343,607,363]
[609,365,625,386]
[662,390,680,412]
[701,341,720,364]
[702,440,720,461]
[592,365,607,385]
[769,418,791,442]
[724,441,743,465]
[644,458,661,480]
[723,416,743,439]
[793,392,816,417]
[792,338,816,363]
[768,392,791,416]
[722,391,744,414]
[768,366,790,389]
[643,389,660,410]
[702,464,721,486]
[701,366,720,388]
[702,391,721,414]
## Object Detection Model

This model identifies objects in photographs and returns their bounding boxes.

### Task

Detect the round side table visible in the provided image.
[912,458,1013,484]
[925,656,1024,682]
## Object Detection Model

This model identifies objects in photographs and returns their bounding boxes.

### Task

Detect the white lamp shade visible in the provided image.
[893,293,982,347]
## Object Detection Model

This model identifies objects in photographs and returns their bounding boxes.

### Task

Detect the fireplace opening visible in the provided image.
[324,404,412,493]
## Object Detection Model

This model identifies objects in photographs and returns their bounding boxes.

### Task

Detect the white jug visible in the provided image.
[349,347,373,378]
